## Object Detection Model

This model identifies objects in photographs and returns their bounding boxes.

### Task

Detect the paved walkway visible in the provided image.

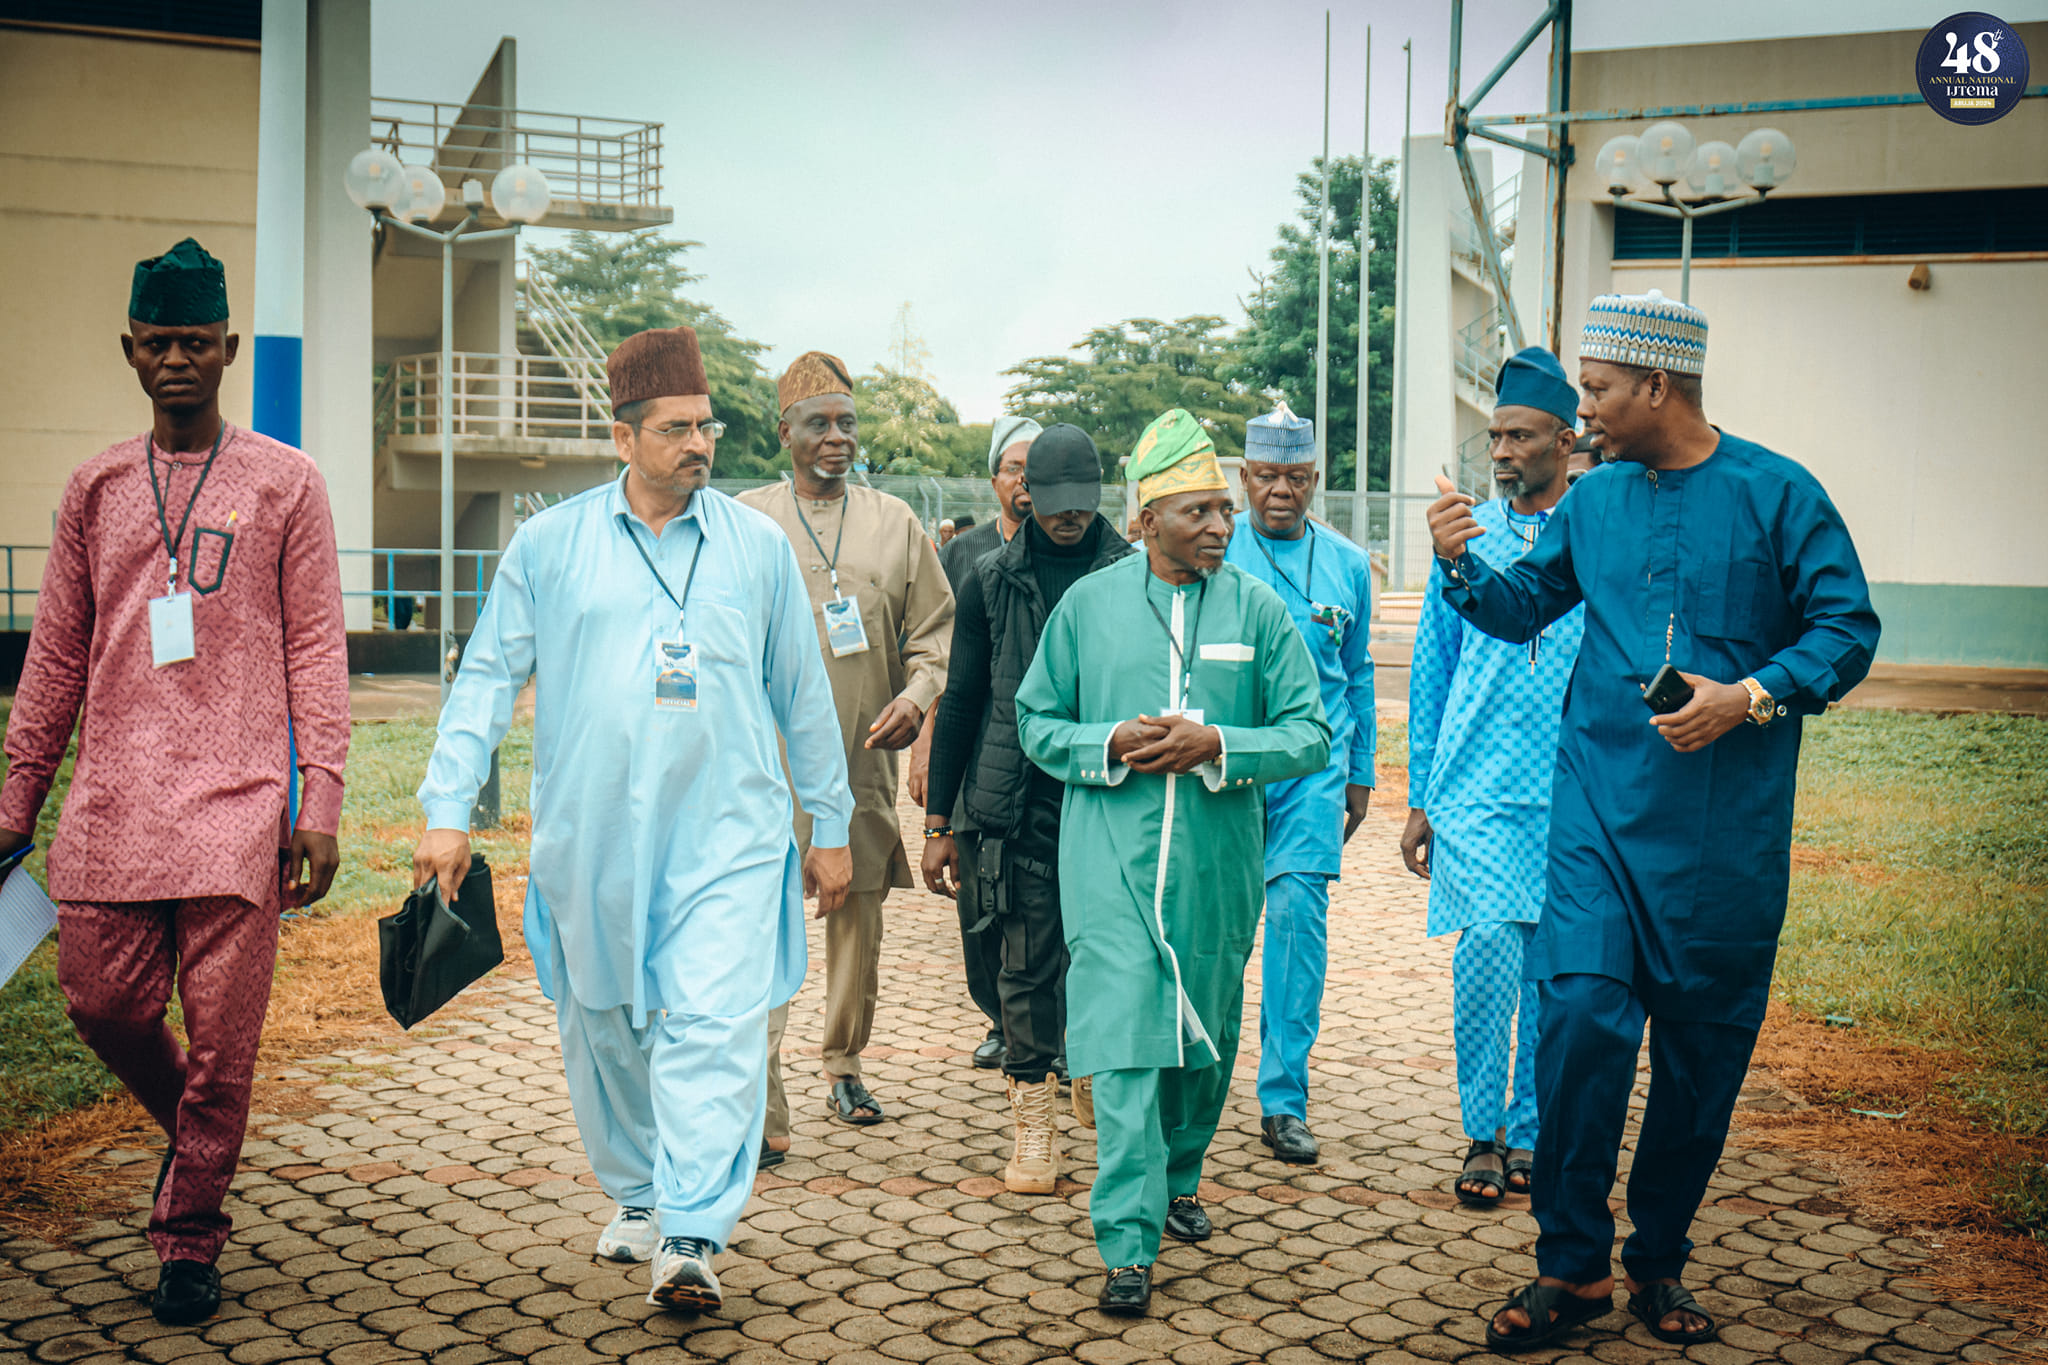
[1,800,2037,1364]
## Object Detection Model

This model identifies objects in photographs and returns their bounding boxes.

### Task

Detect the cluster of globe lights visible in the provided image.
[343,147,553,224]
[1593,122,1798,199]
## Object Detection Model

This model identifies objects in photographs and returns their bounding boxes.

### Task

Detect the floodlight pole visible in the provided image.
[1315,9,1332,515]
[1357,25,1371,498]
[1606,186,1765,304]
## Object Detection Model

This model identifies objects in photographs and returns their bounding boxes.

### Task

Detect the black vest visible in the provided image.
[962,522,1133,838]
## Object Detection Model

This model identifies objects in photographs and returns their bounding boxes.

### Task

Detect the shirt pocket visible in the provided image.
[187,527,235,596]
[1694,558,1772,643]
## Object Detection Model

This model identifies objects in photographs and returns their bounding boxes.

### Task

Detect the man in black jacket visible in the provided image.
[921,424,1131,1193]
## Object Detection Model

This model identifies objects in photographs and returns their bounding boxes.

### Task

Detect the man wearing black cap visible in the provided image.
[921,424,1130,1192]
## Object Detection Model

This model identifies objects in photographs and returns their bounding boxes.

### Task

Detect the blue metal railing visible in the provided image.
[3,546,44,632]
[339,547,503,627]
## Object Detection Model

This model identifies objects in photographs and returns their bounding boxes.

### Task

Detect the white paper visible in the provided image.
[0,866,58,989]
[150,591,195,667]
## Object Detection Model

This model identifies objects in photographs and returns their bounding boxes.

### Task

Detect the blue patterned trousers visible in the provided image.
[1452,919,1539,1150]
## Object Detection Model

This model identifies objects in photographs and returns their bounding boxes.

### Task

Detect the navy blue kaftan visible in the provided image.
[1437,433,1879,1028]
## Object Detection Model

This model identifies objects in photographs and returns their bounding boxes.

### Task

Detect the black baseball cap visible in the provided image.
[1024,424,1103,517]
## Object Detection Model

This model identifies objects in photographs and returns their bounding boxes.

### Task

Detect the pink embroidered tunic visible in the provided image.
[0,425,351,905]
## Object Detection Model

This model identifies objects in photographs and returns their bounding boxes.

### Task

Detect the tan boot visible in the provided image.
[1072,1074,1095,1129]
[1004,1072,1060,1194]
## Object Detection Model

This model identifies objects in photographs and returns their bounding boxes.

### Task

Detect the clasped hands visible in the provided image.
[1109,714,1222,775]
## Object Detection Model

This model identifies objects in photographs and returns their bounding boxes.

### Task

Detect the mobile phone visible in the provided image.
[1642,664,1694,715]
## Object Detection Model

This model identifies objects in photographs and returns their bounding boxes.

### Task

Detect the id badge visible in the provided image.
[1163,706,1205,725]
[1310,601,1351,646]
[655,641,698,710]
[149,591,195,667]
[821,596,871,658]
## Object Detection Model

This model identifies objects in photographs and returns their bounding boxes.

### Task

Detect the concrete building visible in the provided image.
[1396,22,2048,667]
[0,2,667,652]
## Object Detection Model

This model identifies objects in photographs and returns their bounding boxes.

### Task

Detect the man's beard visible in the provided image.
[1196,563,1220,579]
[1494,463,1533,500]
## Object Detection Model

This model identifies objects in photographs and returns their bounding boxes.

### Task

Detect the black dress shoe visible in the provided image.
[1261,1114,1320,1165]
[1098,1264,1152,1316]
[972,1032,1007,1070]
[1164,1195,1212,1242]
[152,1259,221,1326]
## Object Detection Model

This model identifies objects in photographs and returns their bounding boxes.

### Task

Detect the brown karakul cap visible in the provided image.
[777,350,854,413]
[606,326,709,409]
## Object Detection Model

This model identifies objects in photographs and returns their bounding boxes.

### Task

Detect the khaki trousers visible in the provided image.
[765,888,884,1138]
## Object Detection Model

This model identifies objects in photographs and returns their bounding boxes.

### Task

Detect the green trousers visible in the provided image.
[1089,1020,1239,1268]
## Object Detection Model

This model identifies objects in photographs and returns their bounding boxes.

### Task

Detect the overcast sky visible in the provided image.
[371,0,2048,420]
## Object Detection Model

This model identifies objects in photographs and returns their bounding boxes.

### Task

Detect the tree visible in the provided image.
[1236,156,1399,490]
[1001,316,1267,476]
[855,366,952,475]
[524,229,784,476]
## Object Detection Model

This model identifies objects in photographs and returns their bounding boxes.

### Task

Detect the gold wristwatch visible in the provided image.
[1738,677,1782,726]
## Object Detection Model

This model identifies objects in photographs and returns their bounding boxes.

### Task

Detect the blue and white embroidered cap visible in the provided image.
[1579,288,1707,376]
[1244,400,1316,464]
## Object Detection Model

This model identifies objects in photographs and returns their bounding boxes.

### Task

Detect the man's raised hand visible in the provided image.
[1427,475,1486,561]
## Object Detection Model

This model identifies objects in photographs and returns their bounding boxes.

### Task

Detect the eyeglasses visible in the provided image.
[635,420,726,442]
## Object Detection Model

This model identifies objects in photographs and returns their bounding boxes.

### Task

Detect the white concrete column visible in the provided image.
[301,0,374,630]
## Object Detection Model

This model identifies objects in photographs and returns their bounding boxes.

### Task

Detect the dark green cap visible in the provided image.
[128,238,228,326]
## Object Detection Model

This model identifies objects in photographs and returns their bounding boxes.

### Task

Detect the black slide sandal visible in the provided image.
[826,1077,886,1126]
[1628,1281,1716,1346]
[1485,1280,1611,1353]
[1454,1138,1507,1206]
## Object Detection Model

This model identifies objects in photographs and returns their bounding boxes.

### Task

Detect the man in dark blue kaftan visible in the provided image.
[1424,291,1880,1353]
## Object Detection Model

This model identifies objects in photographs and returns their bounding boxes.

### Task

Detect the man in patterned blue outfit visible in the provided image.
[1402,348,1584,1207]
[1223,403,1377,1166]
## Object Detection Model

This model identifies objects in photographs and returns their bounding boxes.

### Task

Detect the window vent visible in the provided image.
[1613,187,2048,259]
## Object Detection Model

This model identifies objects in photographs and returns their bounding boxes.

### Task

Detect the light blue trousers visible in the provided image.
[548,931,768,1250]
[1256,871,1329,1119]
[1452,919,1540,1150]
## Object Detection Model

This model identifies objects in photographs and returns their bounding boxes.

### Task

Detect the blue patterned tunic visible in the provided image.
[1410,498,1585,937]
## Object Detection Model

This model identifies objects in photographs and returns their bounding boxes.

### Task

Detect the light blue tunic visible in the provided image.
[1410,497,1585,937]
[1222,519,1377,879]
[418,477,853,1021]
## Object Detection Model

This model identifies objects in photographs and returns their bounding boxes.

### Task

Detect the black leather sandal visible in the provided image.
[1484,1280,1610,1352]
[1628,1280,1716,1345]
[826,1077,885,1126]
[1454,1138,1507,1206]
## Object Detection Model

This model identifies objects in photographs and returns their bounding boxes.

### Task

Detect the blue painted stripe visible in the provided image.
[252,333,302,448]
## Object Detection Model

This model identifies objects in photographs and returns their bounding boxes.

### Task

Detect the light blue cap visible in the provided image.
[1244,401,1315,464]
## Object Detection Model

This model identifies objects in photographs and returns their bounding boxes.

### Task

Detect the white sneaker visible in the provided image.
[594,1205,658,1263]
[648,1236,722,1313]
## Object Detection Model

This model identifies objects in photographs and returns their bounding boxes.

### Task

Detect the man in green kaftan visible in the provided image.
[1016,409,1330,1316]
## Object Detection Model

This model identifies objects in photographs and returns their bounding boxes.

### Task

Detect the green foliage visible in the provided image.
[1002,316,1267,478]
[855,367,975,477]
[1237,155,1400,492]
[525,230,783,477]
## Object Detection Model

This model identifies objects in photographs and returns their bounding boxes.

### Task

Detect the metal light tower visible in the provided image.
[343,150,552,706]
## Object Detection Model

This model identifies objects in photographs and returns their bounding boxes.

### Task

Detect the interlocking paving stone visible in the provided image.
[3,793,2043,1362]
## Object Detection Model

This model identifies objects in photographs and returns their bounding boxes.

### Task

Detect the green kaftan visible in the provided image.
[1015,555,1330,1077]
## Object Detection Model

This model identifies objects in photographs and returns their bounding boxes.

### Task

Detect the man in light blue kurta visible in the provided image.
[1221,403,1375,1167]
[1402,347,1585,1207]
[412,327,852,1316]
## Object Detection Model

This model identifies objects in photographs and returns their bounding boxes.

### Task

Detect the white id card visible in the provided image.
[1162,706,1205,725]
[655,641,698,710]
[821,596,871,658]
[149,591,195,667]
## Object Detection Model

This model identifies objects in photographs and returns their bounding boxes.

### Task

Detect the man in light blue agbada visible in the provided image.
[1222,402,1376,1167]
[1401,347,1585,1210]
[411,326,853,1317]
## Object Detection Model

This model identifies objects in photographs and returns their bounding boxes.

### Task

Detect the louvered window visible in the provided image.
[0,1,260,41]
[1612,187,2048,259]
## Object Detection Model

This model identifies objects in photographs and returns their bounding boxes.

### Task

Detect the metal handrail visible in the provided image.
[1454,305,1506,399]
[2,545,46,631]
[1451,173,1519,266]
[515,261,610,366]
[373,351,615,445]
[339,547,503,627]
[369,97,664,207]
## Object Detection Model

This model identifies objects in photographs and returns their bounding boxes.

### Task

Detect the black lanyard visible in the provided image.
[621,515,706,629]
[1250,521,1318,609]
[147,423,226,590]
[1142,573,1207,703]
[790,491,849,598]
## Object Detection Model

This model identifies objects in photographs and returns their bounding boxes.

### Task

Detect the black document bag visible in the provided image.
[377,854,503,1029]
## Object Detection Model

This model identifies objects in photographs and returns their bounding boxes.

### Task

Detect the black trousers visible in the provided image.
[961,797,1068,1080]
[956,830,1004,1036]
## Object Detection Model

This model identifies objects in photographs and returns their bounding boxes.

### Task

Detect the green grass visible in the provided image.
[0,707,531,1134]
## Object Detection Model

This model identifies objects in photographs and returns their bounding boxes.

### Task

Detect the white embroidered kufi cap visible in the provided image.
[1579,288,1708,376]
